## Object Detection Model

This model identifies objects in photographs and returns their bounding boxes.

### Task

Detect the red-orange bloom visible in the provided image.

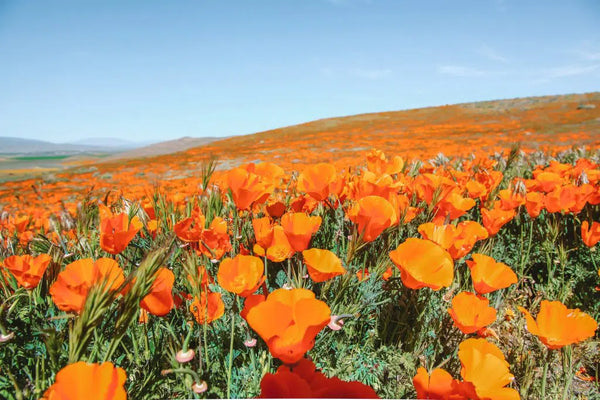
[581,221,600,247]
[217,254,265,297]
[413,367,466,400]
[50,258,125,314]
[297,163,337,201]
[458,338,519,400]
[418,221,488,260]
[198,217,232,260]
[174,210,206,242]
[481,206,515,236]
[100,212,142,255]
[448,292,497,335]
[466,253,517,294]
[245,288,330,364]
[259,358,378,398]
[42,361,127,400]
[280,212,322,252]
[2,254,51,289]
[226,167,271,210]
[525,191,544,218]
[389,238,454,290]
[517,300,598,349]
[140,267,174,316]
[190,291,225,324]
[347,195,396,243]
[302,248,346,282]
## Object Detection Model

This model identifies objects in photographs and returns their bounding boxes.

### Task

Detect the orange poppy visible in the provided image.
[217,254,265,297]
[302,248,346,282]
[297,163,337,201]
[418,221,488,260]
[198,217,232,260]
[412,367,466,400]
[253,217,275,249]
[458,338,519,400]
[466,253,518,294]
[280,212,322,252]
[42,361,127,400]
[481,206,515,236]
[581,221,600,247]
[259,357,378,398]
[525,191,544,218]
[174,210,206,242]
[226,167,271,210]
[447,292,497,335]
[434,190,476,222]
[2,253,51,289]
[347,195,396,243]
[517,300,598,349]
[50,258,125,314]
[245,288,330,364]
[189,291,225,325]
[254,225,296,263]
[140,267,174,316]
[366,148,404,176]
[389,238,454,290]
[99,212,143,255]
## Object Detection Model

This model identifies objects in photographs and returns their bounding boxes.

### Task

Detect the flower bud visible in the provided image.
[176,349,195,363]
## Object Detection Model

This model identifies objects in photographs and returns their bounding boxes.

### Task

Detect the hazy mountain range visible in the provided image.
[0,136,154,155]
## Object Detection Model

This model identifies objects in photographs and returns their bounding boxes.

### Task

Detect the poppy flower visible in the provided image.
[418,221,488,260]
[434,191,476,222]
[517,300,597,349]
[302,248,346,282]
[347,195,396,243]
[254,225,296,263]
[99,212,143,255]
[253,217,275,249]
[226,167,271,210]
[217,254,265,297]
[198,217,232,260]
[245,288,330,364]
[297,163,337,201]
[42,361,127,400]
[458,338,519,400]
[481,206,515,236]
[545,185,576,213]
[389,238,454,290]
[174,210,206,242]
[2,253,51,289]
[412,367,466,400]
[581,221,600,247]
[259,357,378,398]
[50,258,125,314]
[280,212,322,252]
[366,148,404,176]
[525,191,544,218]
[190,291,225,324]
[466,254,518,294]
[140,267,174,316]
[447,292,497,335]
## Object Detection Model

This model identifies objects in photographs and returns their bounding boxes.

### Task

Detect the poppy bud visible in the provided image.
[176,349,195,363]
[0,331,14,343]
[244,337,257,347]
[328,316,344,331]
[192,381,208,394]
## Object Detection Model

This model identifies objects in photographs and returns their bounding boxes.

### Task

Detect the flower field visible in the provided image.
[1,93,600,399]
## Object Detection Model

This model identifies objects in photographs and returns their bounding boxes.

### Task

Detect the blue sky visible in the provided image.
[1,0,599,143]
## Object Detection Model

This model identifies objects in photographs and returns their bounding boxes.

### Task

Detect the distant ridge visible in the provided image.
[102,136,224,161]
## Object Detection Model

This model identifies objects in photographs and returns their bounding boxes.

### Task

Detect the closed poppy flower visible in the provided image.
[389,238,454,290]
[253,217,275,249]
[525,191,544,218]
[448,292,497,335]
[42,361,127,400]
[245,288,330,364]
[347,195,396,243]
[217,254,265,297]
[458,338,519,400]
[581,221,600,247]
[226,167,271,210]
[297,163,337,201]
[481,206,515,236]
[50,258,125,314]
[302,248,346,282]
[466,253,518,294]
[140,267,174,316]
[100,213,143,255]
[281,212,322,252]
[2,253,51,289]
[174,210,206,242]
[517,300,597,349]
[259,357,379,398]
[190,291,225,324]
[413,367,466,400]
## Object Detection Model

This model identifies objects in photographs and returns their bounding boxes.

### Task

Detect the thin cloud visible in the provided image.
[479,45,509,63]
[438,65,488,77]
[543,64,600,79]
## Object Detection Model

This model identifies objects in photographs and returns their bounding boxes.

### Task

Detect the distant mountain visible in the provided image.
[0,136,135,155]
[103,136,224,161]
[69,137,155,148]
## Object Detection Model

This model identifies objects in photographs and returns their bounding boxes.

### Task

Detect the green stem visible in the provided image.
[541,349,553,398]
[561,346,574,400]
[226,309,236,399]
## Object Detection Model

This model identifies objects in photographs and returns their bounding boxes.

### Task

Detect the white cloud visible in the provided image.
[479,45,509,63]
[543,64,600,79]
[438,65,488,77]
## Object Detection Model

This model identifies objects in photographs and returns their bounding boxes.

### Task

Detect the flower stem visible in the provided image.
[226,304,237,398]
[541,349,553,398]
